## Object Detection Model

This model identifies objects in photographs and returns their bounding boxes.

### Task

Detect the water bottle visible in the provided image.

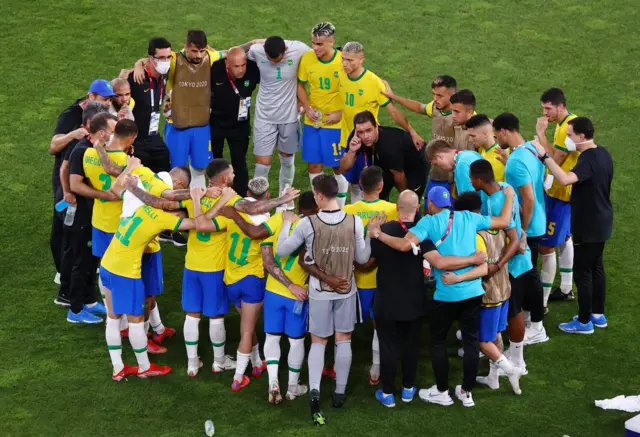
[313,109,323,128]
[204,419,215,436]
[64,204,77,226]
[293,300,304,315]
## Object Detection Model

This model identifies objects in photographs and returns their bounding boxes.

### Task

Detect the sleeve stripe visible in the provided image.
[380,98,391,108]
[260,241,274,247]
[232,198,242,206]
[297,79,308,83]
[174,218,183,232]
[263,222,273,236]
[554,144,569,152]
[212,217,220,232]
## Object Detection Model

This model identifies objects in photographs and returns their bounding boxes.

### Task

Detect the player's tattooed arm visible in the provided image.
[123,175,181,210]
[220,206,272,240]
[109,156,142,197]
[94,140,125,177]
[234,187,300,215]
[262,245,292,287]
[164,185,220,201]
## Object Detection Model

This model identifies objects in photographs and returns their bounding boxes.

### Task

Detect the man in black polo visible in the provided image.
[49,79,115,285]
[339,110,429,201]
[210,47,260,196]
[127,37,172,174]
[533,117,614,335]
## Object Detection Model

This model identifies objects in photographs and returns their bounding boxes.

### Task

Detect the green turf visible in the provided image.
[1,0,639,436]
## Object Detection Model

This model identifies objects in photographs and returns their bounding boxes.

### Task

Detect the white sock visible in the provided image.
[476,361,499,389]
[189,166,206,188]
[120,316,129,332]
[234,351,251,382]
[335,341,352,395]
[106,317,124,374]
[251,343,263,368]
[541,253,556,307]
[334,174,349,208]
[183,315,200,359]
[531,321,543,332]
[279,155,295,196]
[98,275,107,301]
[509,340,524,368]
[129,322,150,372]
[209,318,226,363]
[371,330,380,377]
[149,304,165,335]
[308,342,326,392]
[495,354,516,375]
[349,183,363,203]
[309,172,322,187]
[559,238,574,293]
[264,333,281,384]
[288,337,305,389]
[254,163,271,179]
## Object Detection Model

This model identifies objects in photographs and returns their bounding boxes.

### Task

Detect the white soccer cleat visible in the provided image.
[455,385,475,407]
[212,355,237,373]
[418,385,454,406]
[524,326,549,346]
[268,381,283,405]
[286,384,308,401]
[187,358,203,377]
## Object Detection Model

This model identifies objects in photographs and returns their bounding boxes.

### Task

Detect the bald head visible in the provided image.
[397,190,420,215]
[226,47,248,79]
[111,77,131,107]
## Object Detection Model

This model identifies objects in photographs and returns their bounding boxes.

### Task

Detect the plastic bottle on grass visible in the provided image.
[204,419,215,436]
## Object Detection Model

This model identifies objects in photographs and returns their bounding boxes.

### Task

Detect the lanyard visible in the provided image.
[398,220,409,232]
[363,146,375,167]
[147,69,165,112]
[519,143,542,160]
[226,68,241,97]
[434,211,454,247]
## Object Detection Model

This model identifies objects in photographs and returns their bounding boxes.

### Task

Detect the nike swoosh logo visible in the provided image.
[260,61,268,64]
[215,82,223,85]
[144,89,150,93]
[309,72,315,74]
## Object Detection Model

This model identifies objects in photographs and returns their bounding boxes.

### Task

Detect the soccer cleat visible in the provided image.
[212,355,237,373]
[402,386,417,403]
[375,390,396,408]
[152,327,176,344]
[368,369,380,386]
[456,330,462,341]
[54,272,61,285]
[84,302,107,315]
[252,361,267,378]
[231,375,251,392]
[455,385,475,407]
[112,364,138,382]
[524,326,549,345]
[268,381,283,405]
[549,287,575,301]
[137,362,172,378]
[120,328,129,338]
[574,314,607,328]
[322,365,336,380]
[67,309,103,324]
[158,231,173,244]
[147,339,167,354]
[309,389,326,426]
[332,392,345,408]
[54,294,70,307]
[187,358,203,377]
[418,385,454,406]
[286,384,308,401]
[559,319,594,334]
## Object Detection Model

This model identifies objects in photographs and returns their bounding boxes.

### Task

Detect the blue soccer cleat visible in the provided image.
[401,386,417,403]
[375,390,396,408]
[573,314,607,328]
[84,302,107,315]
[559,318,594,334]
[67,309,103,324]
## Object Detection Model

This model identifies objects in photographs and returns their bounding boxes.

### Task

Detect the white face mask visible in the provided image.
[155,60,170,75]
[564,136,589,152]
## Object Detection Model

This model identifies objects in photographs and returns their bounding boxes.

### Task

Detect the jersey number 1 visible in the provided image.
[276,67,282,81]
[228,232,250,266]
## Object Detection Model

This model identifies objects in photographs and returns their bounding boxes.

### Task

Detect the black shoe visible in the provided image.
[549,287,575,302]
[309,389,325,425]
[332,391,345,408]
[158,231,173,244]
[54,295,70,307]
[171,232,187,247]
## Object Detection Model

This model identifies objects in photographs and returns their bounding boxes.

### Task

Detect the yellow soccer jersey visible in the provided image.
[262,214,308,300]
[338,69,390,147]
[547,113,579,202]
[297,50,343,129]
[83,149,128,233]
[102,205,182,278]
[344,199,398,289]
[224,213,280,285]
[479,143,508,182]
[181,194,242,272]
[133,166,171,197]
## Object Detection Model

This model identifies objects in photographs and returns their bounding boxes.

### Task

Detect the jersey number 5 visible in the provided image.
[228,232,250,266]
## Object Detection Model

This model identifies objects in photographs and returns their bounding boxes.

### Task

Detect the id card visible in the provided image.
[238,97,251,121]
[149,112,160,135]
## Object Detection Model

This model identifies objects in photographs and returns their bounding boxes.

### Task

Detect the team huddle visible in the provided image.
[50,21,614,426]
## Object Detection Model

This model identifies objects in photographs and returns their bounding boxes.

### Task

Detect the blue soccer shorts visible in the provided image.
[263,290,308,338]
[182,269,229,317]
[301,125,342,168]
[226,275,266,308]
[479,301,510,342]
[540,194,571,247]
[92,227,115,258]
[164,123,212,169]
[358,288,376,322]
[100,266,145,316]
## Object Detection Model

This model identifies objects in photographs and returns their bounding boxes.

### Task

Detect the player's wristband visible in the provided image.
[540,152,551,162]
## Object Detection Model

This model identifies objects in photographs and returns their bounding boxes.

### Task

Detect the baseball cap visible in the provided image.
[427,186,451,208]
[88,79,116,97]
